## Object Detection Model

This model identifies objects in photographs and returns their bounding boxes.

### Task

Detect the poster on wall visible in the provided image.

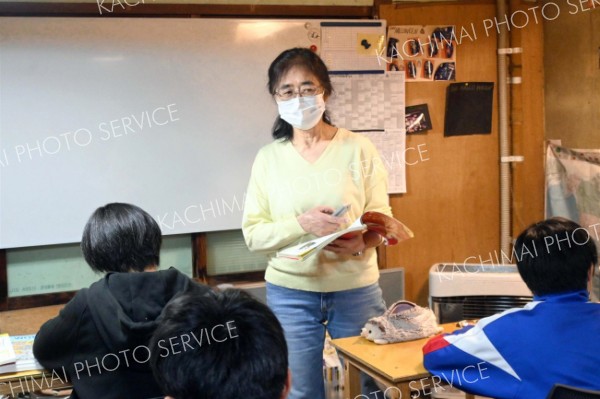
[444,82,494,136]
[327,73,407,193]
[320,21,387,74]
[328,73,405,131]
[405,104,432,134]
[386,25,457,82]
[545,142,600,300]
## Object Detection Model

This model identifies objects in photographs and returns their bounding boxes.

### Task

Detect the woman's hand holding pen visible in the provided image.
[297,206,347,237]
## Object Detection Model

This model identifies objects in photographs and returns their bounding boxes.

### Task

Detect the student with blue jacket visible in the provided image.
[424,217,600,398]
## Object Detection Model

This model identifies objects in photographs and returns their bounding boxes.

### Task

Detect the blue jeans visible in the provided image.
[266,282,387,399]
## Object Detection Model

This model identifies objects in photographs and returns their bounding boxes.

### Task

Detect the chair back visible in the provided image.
[546,384,600,399]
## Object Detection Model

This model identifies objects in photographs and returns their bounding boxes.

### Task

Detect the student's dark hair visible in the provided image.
[81,203,162,273]
[514,217,597,296]
[268,47,334,141]
[149,289,288,399]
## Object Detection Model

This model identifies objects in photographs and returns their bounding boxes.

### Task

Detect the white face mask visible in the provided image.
[276,93,326,131]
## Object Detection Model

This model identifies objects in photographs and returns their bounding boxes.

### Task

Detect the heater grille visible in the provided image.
[431,295,532,323]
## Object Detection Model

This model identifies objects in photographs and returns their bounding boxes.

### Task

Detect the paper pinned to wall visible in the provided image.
[444,82,494,136]
[320,21,387,74]
[327,72,405,131]
[326,72,407,194]
[358,130,406,194]
[386,25,457,81]
[545,142,600,300]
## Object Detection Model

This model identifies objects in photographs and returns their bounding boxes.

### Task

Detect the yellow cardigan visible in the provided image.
[242,128,392,292]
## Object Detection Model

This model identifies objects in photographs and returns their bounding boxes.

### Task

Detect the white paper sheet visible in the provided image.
[359,129,406,194]
[328,73,405,131]
[320,22,387,73]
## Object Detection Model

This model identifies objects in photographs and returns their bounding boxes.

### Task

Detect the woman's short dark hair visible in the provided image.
[514,217,597,296]
[81,203,162,273]
[267,47,334,141]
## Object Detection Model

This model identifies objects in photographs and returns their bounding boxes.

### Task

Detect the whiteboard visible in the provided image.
[0,18,335,249]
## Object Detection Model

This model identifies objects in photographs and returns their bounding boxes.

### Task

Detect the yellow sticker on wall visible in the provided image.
[356,34,385,56]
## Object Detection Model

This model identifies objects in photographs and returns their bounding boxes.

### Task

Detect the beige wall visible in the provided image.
[545,3,600,148]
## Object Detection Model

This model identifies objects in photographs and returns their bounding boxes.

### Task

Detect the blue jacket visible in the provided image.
[423,290,600,399]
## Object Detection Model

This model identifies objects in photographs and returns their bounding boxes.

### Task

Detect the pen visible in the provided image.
[332,204,351,217]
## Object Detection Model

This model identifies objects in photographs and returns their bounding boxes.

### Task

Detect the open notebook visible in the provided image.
[0,334,43,374]
[277,212,414,261]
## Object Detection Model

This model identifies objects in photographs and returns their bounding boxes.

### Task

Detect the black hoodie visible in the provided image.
[33,267,210,399]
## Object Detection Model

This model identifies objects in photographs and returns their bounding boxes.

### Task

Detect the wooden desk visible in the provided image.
[332,324,475,399]
[0,305,63,335]
[0,305,69,396]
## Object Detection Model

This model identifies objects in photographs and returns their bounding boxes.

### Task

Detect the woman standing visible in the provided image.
[242,48,391,399]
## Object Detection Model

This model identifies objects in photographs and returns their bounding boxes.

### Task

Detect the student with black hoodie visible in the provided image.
[33,203,210,399]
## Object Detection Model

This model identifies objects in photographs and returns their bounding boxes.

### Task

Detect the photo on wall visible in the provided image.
[405,104,432,134]
[386,25,457,82]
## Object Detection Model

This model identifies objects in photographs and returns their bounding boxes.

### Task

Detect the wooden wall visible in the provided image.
[379,1,545,305]
[544,2,599,148]
[509,0,546,237]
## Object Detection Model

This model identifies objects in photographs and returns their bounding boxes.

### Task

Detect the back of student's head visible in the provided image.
[514,217,597,296]
[149,289,288,399]
[81,202,162,273]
